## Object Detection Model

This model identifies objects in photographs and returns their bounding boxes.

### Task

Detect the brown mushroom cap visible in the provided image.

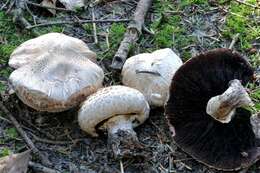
[165,48,259,171]
[9,49,104,112]
[8,33,96,69]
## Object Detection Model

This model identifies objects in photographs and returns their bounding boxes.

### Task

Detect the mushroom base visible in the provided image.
[107,129,147,159]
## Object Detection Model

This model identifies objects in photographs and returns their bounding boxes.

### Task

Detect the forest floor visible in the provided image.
[0,0,260,172]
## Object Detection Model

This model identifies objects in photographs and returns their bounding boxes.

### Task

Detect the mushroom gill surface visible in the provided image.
[9,49,104,112]
[165,48,259,171]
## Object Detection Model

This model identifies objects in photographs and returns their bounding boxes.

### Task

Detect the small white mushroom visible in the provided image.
[122,48,183,107]
[78,85,150,158]
[9,33,96,69]
[9,49,104,112]
[59,0,84,10]
[206,79,254,123]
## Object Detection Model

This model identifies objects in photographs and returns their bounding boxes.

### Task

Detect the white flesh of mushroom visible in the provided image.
[9,49,104,112]
[59,0,84,10]
[206,79,254,123]
[9,33,96,69]
[122,48,183,107]
[78,85,150,158]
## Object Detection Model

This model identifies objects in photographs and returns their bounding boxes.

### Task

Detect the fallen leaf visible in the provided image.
[41,0,57,15]
[0,150,31,173]
[58,0,84,10]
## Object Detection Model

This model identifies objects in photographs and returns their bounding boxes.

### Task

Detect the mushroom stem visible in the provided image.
[104,115,145,159]
[206,79,254,123]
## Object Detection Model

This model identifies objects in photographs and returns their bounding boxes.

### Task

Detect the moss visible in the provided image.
[100,23,126,59]
[222,0,259,49]
[0,148,11,157]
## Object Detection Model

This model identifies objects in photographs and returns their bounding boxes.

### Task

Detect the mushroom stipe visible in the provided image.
[165,48,259,171]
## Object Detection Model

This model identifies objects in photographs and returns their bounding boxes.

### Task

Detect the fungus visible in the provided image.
[9,33,96,69]
[9,49,104,112]
[78,85,150,159]
[122,48,183,107]
[165,48,260,171]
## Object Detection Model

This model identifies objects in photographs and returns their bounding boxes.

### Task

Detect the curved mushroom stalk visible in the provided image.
[102,115,144,159]
[206,79,254,123]
[78,86,150,159]
[251,113,260,139]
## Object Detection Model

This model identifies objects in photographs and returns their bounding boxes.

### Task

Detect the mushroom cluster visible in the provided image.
[165,48,259,171]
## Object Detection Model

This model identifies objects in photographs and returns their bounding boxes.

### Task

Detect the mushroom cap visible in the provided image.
[9,49,104,112]
[9,33,96,69]
[59,0,84,10]
[78,85,150,137]
[122,48,183,107]
[165,48,258,170]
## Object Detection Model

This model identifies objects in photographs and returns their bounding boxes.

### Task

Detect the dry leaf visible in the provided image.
[0,150,31,173]
[58,0,84,10]
[41,0,57,15]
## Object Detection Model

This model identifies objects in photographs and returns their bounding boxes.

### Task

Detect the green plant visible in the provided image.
[5,128,18,139]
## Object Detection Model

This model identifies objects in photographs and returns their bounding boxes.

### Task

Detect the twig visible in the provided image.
[110,0,153,70]
[26,1,75,12]
[91,7,98,44]
[0,0,11,10]
[234,0,259,9]
[26,19,131,29]
[29,161,61,173]
[120,160,125,173]
[229,33,240,49]
[28,132,73,145]
[0,101,51,166]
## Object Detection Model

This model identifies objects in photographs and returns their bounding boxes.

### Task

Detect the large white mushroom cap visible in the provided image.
[9,49,104,112]
[9,32,96,69]
[78,85,150,137]
[122,48,183,107]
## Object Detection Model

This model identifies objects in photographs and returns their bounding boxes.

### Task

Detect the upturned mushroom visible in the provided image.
[9,32,96,69]
[78,85,150,158]
[122,48,183,107]
[9,49,104,112]
[165,48,260,171]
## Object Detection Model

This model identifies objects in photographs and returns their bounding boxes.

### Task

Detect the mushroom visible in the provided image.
[78,85,150,158]
[9,33,96,69]
[122,48,183,107]
[9,49,104,112]
[165,48,260,171]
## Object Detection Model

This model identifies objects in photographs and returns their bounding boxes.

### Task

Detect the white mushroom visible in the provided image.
[9,33,96,69]
[9,49,104,112]
[78,85,150,158]
[59,0,84,10]
[206,79,254,123]
[122,48,183,107]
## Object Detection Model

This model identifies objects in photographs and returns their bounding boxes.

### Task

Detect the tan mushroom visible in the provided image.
[122,48,183,107]
[9,49,104,112]
[9,33,96,69]
[78,85,150,159]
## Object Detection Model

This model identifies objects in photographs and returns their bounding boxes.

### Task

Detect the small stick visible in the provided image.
[26,19,131,29]
[91,7,98,44]
[29,161,61,173]
[120,160,125,173]
[234,0,259,9]
[26,1,75,12]
[110,0,153,70]
[229,33,240,49]
[0,101,51,166]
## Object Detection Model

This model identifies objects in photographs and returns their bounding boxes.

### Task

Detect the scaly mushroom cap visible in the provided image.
[9,49,104,112]
[78,85,150,137]
[165,48,259,171]
[9,33,96,69]
[122,48,183,107]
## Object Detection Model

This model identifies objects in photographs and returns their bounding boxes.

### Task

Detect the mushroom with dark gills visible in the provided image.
[9,49,104,112]
[78,85,150,159]
[165,48,260,171]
